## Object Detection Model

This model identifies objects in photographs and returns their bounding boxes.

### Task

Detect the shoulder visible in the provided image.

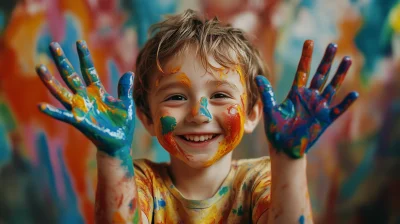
[232,156,271,180]
[133,159,167,178]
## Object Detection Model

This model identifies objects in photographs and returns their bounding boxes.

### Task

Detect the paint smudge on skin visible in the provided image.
[158,115,191,161]
[240,93,247,111]
[205,104,244,166]
[298,215,305,224]
[235,65,246,85]
[156,65,182,87]
[216,67,228,79]
[191,97,212,121]
[160,116,177,135]
[176,73,191,88]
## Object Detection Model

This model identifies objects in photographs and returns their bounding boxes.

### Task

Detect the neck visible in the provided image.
[168,153,232,200]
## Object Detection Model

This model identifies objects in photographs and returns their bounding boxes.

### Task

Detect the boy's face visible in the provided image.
[141,48,259,168]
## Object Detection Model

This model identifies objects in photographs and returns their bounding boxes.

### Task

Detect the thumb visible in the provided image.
[255,75,276,116]
[118,72,135,118]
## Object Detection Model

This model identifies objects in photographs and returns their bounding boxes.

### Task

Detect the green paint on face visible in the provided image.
[218,186,229,195]
[160,116,177,135]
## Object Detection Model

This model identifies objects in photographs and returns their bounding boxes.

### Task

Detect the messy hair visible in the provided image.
[133,9,268,120]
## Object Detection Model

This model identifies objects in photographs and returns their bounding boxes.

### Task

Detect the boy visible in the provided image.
[36,9,358,224]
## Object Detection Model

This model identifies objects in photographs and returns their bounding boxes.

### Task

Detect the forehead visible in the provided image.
[155,47,246,89]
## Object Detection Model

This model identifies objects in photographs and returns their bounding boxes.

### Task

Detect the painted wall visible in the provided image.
[0,0,399,223]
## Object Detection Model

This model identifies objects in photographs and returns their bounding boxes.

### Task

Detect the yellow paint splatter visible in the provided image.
[390,3,400,33]
[235,65,246,85]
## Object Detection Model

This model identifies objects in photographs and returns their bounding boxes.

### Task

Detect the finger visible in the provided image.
[36,64,73,110]
[292,40,314,89]
[76,40,103,86]
[322,56,352,103]
[49,42,85,93]
[329,91,358,121]
[118,72,135,117]
[38,103,75,124]
[255,75,276,116]
[310,43,337,91]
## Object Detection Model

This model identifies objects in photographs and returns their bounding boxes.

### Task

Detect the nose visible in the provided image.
[185,97,213,124]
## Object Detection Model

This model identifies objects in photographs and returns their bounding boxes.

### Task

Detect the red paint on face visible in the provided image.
[205,104,244,166]
[157,124,192,162]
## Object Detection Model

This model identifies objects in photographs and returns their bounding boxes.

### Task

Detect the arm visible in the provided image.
[255,40,358,223]
[36,41,147,223]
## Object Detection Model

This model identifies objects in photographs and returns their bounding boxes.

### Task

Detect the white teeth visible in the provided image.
[183,134,215,142]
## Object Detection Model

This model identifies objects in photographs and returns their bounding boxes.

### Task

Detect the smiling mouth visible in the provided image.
[178,134,220,143]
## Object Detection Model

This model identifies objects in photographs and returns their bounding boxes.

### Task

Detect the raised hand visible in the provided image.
[36,41,135,157]
[256,40,358,159]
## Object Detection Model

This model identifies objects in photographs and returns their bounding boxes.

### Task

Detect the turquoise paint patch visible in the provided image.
[160,116,176,135]
[111,146,135,178]
[218,186,229,195]
[199,97,212,121]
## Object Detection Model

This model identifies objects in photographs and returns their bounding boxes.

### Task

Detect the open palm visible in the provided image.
[256,40,358,158]
[36,41,135,155]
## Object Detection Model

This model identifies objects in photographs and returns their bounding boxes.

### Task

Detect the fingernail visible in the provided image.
[77,40,89,55]
[50,42,63,56]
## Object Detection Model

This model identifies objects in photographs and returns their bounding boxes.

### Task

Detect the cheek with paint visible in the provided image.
[205,104,245,166]
[156,114,191,161]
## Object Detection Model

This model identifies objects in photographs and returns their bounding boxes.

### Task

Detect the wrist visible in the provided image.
[97,146,134,177]
[269,143,307,171]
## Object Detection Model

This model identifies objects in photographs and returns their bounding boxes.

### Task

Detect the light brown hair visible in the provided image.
[134,9,268,120]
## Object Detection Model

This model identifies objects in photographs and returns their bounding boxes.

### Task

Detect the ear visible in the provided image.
[244,99,263,133]
[136,108,156,136]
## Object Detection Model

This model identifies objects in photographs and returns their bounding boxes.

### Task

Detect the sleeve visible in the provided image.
[251,157,272,223]
[134,159,155,223]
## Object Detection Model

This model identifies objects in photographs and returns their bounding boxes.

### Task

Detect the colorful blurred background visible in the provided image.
[0,0,399,223]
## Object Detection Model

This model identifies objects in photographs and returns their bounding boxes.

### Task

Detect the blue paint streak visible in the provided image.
[298,215,305,224]
[154,198,166,210]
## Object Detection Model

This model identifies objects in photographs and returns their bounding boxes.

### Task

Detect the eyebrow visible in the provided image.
[155,82,188,96]
[206,80,239,91]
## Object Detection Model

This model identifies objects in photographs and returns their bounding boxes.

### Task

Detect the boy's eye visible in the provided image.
[165,95,187,101]
[211,93,230,99]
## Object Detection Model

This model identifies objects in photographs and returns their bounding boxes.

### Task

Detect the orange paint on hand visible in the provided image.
[56,47,62,56]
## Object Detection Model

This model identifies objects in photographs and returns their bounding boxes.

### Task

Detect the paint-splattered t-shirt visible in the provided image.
[134,156,271,223]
